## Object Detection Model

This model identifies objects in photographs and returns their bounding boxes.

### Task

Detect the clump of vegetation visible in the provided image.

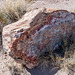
[0,0,27,27]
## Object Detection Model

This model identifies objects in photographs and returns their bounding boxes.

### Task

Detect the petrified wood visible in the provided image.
[2,8,75,69]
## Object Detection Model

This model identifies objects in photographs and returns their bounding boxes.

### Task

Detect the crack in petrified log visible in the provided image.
[3,9,75,69]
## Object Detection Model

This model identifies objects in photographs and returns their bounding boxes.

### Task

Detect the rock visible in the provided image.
[2,8,75,69]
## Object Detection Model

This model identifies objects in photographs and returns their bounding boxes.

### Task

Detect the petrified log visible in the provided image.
[2,8,75,69]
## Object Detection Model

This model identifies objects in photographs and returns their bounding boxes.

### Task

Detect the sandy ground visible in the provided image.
[0,50,11,75]
[27,0,75,12]
[0,0,75,75]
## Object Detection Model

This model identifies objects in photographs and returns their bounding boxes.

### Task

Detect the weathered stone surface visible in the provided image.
[2,8,75,69]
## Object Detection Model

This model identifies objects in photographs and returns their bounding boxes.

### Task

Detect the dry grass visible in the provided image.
[0,0,27,28]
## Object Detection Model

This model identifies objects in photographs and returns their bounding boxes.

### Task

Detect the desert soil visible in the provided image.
[27,0,75,12]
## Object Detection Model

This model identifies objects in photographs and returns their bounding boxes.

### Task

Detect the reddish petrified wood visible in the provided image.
[3,9,75,69]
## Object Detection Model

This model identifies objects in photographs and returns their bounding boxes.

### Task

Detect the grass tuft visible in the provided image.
[0,0,27,28]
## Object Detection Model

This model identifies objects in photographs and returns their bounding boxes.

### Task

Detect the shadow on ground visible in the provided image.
[26,66,59,75]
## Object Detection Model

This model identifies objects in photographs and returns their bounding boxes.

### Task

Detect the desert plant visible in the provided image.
[0,0,26,27]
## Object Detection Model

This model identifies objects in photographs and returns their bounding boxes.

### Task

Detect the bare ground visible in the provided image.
[27,0,75,12]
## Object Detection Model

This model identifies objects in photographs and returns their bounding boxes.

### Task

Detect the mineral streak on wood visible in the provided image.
[2,8,75,69]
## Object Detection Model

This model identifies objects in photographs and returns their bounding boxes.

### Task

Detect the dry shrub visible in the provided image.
[0,0,26,27]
